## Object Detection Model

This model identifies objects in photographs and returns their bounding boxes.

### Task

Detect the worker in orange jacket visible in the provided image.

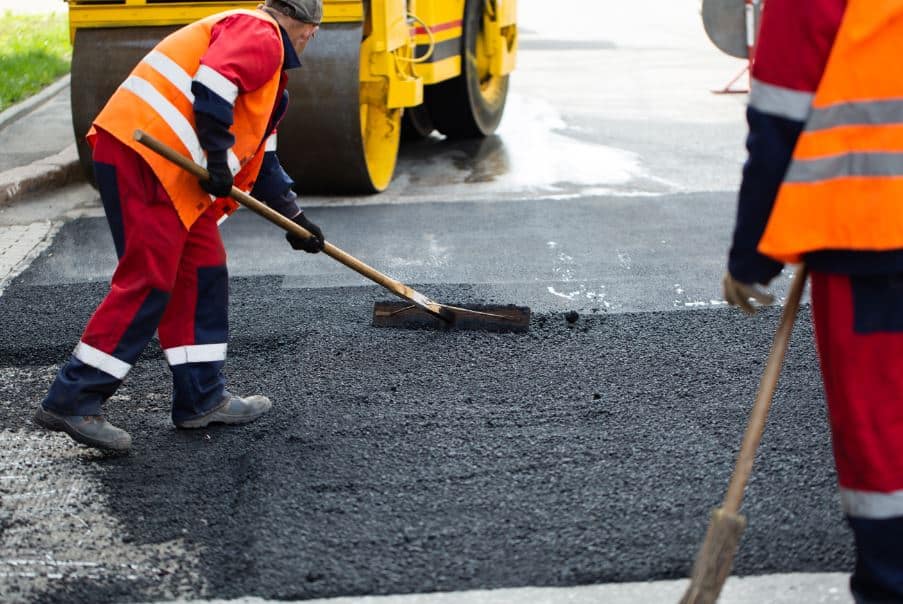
[34,0,326,452]
[724,0,903,600]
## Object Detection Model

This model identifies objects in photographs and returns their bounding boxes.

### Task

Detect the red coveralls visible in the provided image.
[43,12,297,425]
[728,0,903,599]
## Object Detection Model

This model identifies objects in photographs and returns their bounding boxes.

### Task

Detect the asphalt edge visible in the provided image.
[0,74,83,206]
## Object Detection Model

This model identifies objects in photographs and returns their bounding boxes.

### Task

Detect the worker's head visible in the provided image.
[263,0,321,55]
[265,0,322,25]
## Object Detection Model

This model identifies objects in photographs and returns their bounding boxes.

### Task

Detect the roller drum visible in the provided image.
[280,22,395,194]
[71,27,176,181]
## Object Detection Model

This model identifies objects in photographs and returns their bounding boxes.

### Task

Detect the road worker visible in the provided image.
[34,0,326,452]
[723,0,903,600]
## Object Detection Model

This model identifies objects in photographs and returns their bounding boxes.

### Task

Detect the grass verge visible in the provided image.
[0,11,71,113]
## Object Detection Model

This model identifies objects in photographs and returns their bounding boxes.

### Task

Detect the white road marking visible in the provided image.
[164,573,853,603]
[0,221,56,297]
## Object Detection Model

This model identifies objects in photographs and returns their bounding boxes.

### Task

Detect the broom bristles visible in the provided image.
[679,507,747,604]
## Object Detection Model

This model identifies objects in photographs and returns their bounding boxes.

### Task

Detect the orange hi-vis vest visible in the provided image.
[90,9,284,229]
[758,0,903,264]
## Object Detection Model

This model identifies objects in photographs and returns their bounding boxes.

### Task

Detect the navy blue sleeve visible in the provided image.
[251,151,295,202]
[728,106,804,285]
[250,151,299,217]
[193,82,235,153]
[270,90,289,132]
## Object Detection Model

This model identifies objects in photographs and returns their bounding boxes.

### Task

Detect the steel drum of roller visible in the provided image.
[280,21,401,195]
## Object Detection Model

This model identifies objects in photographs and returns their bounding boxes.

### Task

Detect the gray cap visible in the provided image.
[266,0,322,24]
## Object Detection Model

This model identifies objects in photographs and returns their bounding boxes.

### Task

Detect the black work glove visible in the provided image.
[200,151,233,198]
[722,271,775,316]
[286,212,325,253]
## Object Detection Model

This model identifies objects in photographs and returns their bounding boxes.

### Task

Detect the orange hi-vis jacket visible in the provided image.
[758,0,903,264]
[90,9,284,229]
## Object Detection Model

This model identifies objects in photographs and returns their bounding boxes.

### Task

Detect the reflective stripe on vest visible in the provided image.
[91,9,281,229]
[121,75,207,167]
[785,153,903,183]
[758,0,903,263]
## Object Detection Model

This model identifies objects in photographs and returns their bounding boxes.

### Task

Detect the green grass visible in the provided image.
[0,11,71,113]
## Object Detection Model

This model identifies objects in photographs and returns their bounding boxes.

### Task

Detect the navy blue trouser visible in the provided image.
[43,131,229,424]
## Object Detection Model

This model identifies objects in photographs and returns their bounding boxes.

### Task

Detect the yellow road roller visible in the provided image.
[67,0,518,194]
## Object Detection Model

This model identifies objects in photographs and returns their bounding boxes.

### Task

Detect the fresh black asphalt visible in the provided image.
[0,212,851,602]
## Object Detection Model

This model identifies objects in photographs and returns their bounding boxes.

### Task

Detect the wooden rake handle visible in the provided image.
[133,130,448,318]
[722,265,809,513]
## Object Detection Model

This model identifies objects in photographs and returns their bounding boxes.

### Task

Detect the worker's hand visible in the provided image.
[723,271,775,315]
[286,212,325,253]
[200,152,233,198]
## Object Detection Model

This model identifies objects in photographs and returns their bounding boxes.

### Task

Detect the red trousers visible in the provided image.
[811,271,903,600]
[43,130,229,423]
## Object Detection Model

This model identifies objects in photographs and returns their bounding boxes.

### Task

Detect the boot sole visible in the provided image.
[33,408,131,452]
[176,399,272,429]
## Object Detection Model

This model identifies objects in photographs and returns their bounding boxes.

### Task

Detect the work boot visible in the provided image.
[175,393,272,429]
[33,407,132,452]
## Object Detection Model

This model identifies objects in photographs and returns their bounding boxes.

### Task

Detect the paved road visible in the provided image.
[0,2,854,603]
[0,267,847,603]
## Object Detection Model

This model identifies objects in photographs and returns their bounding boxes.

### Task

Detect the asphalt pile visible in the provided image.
[0,220,853,603]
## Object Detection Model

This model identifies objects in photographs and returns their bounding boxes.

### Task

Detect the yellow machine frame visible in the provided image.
[67,0,516,109]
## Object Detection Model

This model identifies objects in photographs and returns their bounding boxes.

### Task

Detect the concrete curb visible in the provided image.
[0,144,82,205]
[0,75,82,205]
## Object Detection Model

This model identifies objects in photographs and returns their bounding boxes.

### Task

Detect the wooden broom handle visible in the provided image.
[132,130,446,311]
[723,265,809,513]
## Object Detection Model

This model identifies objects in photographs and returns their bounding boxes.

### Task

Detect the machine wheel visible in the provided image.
[401,104,436,141]
[426,0,509,139]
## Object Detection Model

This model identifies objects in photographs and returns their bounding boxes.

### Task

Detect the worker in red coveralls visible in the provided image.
[33,0,326,452]
[723,0,903,600]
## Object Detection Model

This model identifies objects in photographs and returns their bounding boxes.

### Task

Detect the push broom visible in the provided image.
[680,265,808,604]
[134,130,530,333]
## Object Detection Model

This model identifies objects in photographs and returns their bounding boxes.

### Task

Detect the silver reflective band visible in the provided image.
[808,99,903,132]
[749,78,813,122]
[73,342,132,380]
[121,76,207,168]
[841,488,903,520]
[265,133,278,152]
[744,2,756,48]
[143,50,195,104]
[142,54,242,176]
[194,64,240,106]
[784,152,903,183]
[164,343,228,366]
